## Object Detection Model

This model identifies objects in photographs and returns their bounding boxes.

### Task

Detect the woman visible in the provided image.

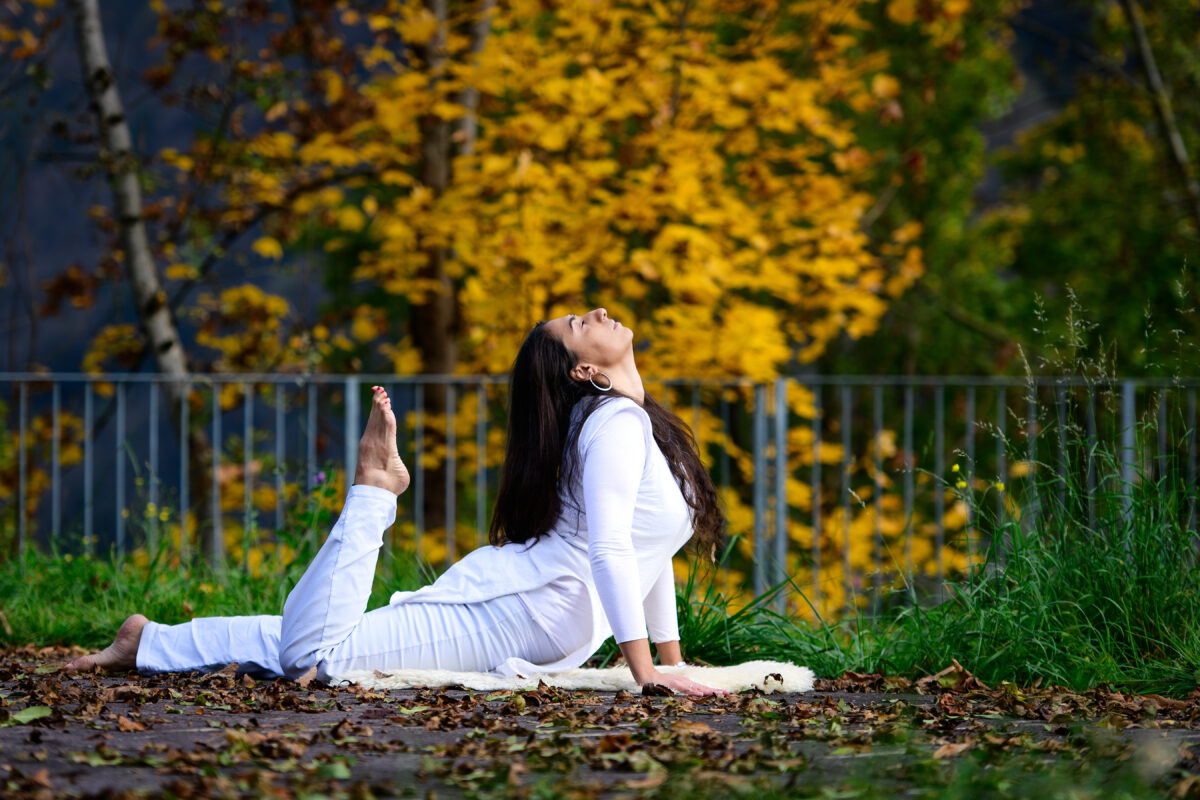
[65,308,726,697]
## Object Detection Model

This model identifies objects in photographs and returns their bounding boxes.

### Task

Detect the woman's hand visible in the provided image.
[640,670,729,697]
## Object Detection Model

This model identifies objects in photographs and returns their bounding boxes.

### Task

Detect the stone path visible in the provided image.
[3,648,1200,798]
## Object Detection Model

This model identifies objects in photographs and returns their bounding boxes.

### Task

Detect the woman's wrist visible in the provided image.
[632,665,661,685]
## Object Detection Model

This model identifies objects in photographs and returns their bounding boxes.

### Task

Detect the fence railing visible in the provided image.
[2,373,1197,618]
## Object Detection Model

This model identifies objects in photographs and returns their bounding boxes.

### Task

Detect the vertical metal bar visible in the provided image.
[810,386,822,611]
[903,384,914,579]
[17,382,28,559]
[1056,385,1068,515]
[934,385,944,602]
[212,384,223,565]
[1026,385,1038,527]
[307,382,317,495]
[774,378,787,614]
[996,386,1006,522]
[1157,389,1168,482]
[414,383,425,558]
[116,381,126,558]
[476,382,486,551]
[1086,389,1097,531]
[719,391,730,488]
[841,385,852,612]
[965,385,976,573]
[149,382,159,541]
[1189,388,1197,533]
[344,376,360,488]
[872,385,883,607]
[52,382,61,546]
[1121,380,1136,520]
[752,384,767,596]
[275,385,285,529]
[180,381,189,565]
[445,381,457,567]
[85,383,94,555]
[243,382,253,572]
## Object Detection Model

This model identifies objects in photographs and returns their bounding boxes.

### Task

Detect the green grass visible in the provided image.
[3,423,1199,697]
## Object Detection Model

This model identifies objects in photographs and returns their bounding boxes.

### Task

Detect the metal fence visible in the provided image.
[2,373,1197,614]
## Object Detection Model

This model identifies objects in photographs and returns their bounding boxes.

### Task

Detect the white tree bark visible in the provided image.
[67,0,190,380]
[68,0,216,563]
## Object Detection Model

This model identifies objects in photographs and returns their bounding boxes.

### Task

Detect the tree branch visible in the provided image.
[1118,0,1200,235]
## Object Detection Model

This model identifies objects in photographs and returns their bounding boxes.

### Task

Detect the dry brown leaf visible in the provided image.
[672,720,713,736]
[116,715,146,732]
[932,740,973,759]
[623,771,667,790]
[294,667,319,689]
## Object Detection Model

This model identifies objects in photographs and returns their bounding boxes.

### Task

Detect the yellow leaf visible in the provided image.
[165,263,197,280]
[887,0,918,24]
[252,237,283,260]
[871,73,901,100]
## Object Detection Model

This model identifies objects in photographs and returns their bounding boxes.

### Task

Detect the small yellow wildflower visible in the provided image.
[956,480,967,489]
[996,482,1006,493]
[951,464,960,473]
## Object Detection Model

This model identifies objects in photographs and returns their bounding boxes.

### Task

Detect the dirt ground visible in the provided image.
[4,647,1200,799]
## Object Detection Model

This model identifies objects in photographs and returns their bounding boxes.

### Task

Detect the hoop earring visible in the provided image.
[589,372,613,392]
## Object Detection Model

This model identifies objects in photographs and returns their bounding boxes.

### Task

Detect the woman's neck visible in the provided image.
[605,359,645,404]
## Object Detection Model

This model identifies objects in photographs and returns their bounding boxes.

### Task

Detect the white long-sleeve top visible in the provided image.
[386,397,693,676]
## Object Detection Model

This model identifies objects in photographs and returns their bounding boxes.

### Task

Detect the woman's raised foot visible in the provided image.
[63,613,149,673]
[354,386,411,496]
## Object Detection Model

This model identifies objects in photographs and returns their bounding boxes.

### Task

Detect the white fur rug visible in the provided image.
[336,660,814,694]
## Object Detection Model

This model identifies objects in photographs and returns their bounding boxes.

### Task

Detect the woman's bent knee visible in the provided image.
[278,641,322,680]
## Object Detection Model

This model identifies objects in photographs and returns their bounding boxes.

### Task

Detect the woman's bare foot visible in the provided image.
[354,386,411,496]
[63,614,149,673]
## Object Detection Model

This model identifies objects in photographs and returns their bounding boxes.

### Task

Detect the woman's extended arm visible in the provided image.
[643,564,682,664]
[583,405,725,697]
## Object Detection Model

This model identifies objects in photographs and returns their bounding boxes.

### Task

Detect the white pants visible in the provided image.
[136,485,566,681]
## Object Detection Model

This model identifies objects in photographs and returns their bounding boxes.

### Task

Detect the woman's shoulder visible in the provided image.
[576,396,652,447]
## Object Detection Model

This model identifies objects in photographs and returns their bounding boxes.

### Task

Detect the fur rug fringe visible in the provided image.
[336,659,813,694]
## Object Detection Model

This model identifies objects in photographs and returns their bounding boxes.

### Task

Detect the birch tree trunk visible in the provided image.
[68,0,216,563]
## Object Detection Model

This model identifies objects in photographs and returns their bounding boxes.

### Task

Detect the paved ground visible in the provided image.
[3,647,1200,798]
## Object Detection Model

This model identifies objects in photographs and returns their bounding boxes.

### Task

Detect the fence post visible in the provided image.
[752,383,767,596]
[773,378,787,613]
[344,376,360,487]
[116,380,126,557]
[1121,380,1136,521]
[810,386,822,611]
[52,382,61,547]
[18,382,28,561]
[212,384,224,565]
[180,380,189,566]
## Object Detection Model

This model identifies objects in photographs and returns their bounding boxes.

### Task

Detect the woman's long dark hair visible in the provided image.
[489,322,725,559]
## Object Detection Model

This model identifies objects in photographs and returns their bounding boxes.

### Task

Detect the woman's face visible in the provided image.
[544,307,633,373]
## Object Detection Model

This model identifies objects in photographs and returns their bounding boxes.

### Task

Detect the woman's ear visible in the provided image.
[570,363,593,383]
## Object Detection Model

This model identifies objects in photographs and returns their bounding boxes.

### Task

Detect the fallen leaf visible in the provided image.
[933,740,973,759]
[672,720,713,735]
[623,771,667,789]
[642,683,672,697]
[295,667,319,689]
[29,768,51,788]
[116,715,146,732]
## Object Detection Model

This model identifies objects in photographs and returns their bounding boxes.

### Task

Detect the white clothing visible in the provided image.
[137,397,693,680]
[388,397,693,678]
[138,486,566,680]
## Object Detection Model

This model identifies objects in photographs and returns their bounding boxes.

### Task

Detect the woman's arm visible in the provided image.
[582,406,724,697]
[643,564,682,664]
